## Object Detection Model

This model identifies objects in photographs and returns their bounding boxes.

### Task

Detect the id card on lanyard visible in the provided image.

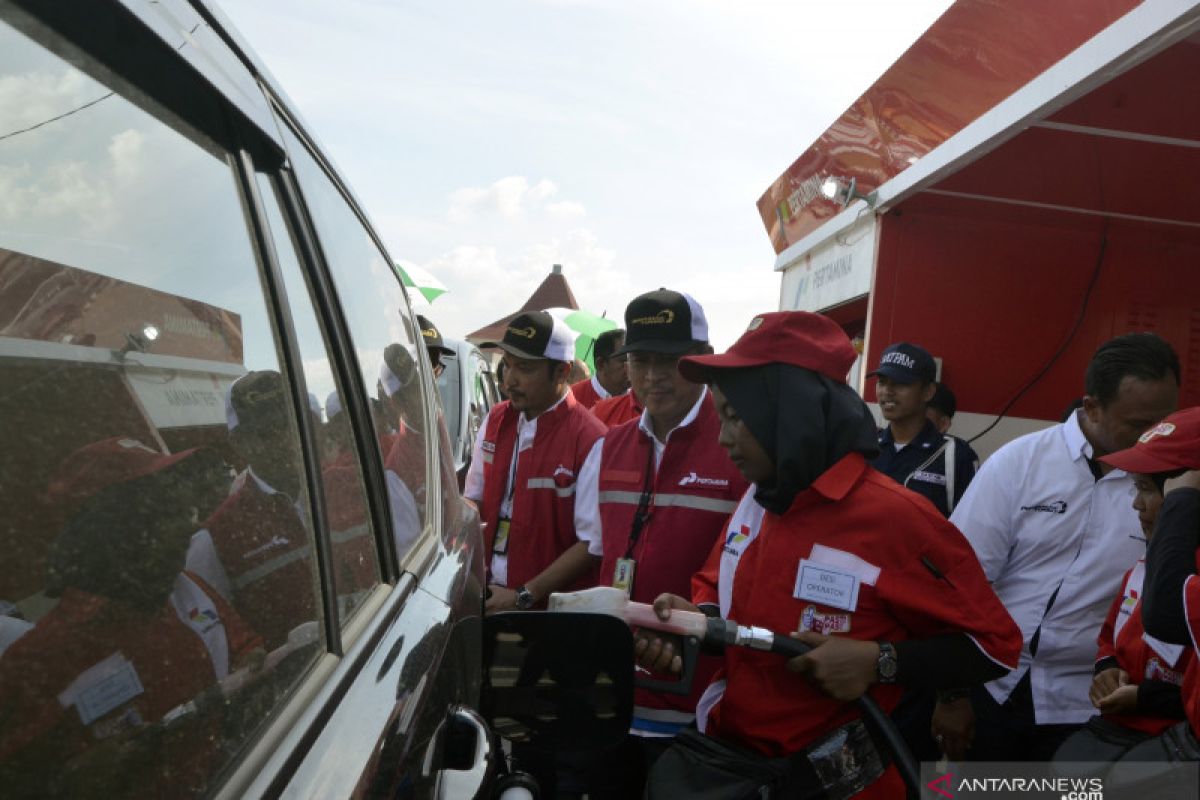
[494,428,520,556]
[611,439,656,595]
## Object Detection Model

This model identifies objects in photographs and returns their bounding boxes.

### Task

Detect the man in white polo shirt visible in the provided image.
[934,333,1180,761]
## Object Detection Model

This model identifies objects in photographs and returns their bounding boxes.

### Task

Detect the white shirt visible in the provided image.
[466,391,579,586]
[589,374,612,402]
[576,388,710,558]
[950,411,1142,724]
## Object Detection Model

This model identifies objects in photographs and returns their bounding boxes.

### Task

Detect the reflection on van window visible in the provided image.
[278,124,428,563]
[256,173,382,624]
[0,18,322,796]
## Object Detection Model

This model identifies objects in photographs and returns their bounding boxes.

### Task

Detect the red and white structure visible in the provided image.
[760,0,1200,456]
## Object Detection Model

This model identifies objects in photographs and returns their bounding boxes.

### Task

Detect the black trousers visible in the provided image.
[969,673,1082,761]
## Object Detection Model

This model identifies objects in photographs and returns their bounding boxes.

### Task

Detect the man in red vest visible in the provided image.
[574,289,749,794]
[467,311,606,613]
[571,328,630,409]
[592,389,643,428]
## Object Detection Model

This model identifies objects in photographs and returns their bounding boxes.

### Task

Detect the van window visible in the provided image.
[255,172,383,626]
[0,17,323,796]
[276,123,429,565]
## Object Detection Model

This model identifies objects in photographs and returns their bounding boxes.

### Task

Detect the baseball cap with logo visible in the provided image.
[1099,407,1200,474]
[417,314,455,358]
[613,289,709,356]
[485,310,574,362]
[868,342,936,384]
[678,311,857,384]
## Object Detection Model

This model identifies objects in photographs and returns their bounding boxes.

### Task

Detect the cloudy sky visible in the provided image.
[220,0,953,350]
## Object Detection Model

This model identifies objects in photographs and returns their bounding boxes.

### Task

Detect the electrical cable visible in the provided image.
[968,222,1109,444]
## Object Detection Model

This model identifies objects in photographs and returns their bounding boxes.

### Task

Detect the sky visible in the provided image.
[219,0,954,351]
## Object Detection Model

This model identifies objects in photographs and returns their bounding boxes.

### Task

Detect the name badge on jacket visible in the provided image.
[794,559,860,612]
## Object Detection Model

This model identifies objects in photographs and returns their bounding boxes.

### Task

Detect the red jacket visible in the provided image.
[202,471,317,648]
[479,393,605,592]
[593,392,642,428]
[1182,575,1200,734]
[693,455,1022,797]
[0,575,260,793]
[1095,560,1191,735]
[570,377,605,409]
[597,392,747,722]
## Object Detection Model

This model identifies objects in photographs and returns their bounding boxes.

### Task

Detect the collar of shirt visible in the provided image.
[637,386,709,468]
[878,418,941,450]
[802,452,868,506]
[590,374,611,401]
[516,389,570,450]
[1061,408,1097,463]
[246,467,307,519]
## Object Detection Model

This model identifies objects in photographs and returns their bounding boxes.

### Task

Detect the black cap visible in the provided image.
[484,311,575,361]
[417,315,454,357]
[613,289,709,356]
[869,342,936,384]
[227,370,287,431]
[928,382,956,418]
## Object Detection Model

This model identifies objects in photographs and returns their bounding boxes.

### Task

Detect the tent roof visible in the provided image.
[465,266,579,344]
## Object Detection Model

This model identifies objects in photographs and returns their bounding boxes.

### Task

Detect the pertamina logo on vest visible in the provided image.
[678,471,729,488]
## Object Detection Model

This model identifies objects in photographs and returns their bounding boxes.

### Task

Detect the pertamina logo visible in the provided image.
[632,309,674,326]
[723,524,751,555]
[507,325,537,339]
[679,471,729,488]
[1020,500,1068,514]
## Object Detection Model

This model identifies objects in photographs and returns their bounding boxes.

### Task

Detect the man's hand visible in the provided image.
[1164,470,1200,495]
[633,593,701,674]
[786,632,878,702]
[485,584,517,614]
[932,697,975,760]
[1098,680,1138,715]
[1089,668,1126,708]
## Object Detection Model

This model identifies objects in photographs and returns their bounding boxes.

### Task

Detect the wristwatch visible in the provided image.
[876,642,898,683]
[515,585,536,610]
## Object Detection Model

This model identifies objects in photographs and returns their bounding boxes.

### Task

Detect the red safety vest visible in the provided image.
[1096,561,1192,735]
[479,393,605,592]
[593,392,642,428]
[570,377,604,409]
[203,472,317,649]
[597,391,747,721]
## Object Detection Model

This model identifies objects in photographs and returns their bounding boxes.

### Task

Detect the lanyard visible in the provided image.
[622,437,658,560]
[502,425,521,516]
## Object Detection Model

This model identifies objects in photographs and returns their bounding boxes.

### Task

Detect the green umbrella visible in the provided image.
[546,307,618,372]
[394,261,448,305]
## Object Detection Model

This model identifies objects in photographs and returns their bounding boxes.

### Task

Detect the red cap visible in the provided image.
[1099,407,1200,474]
[46,437,198,515]
[678,311,857,384]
